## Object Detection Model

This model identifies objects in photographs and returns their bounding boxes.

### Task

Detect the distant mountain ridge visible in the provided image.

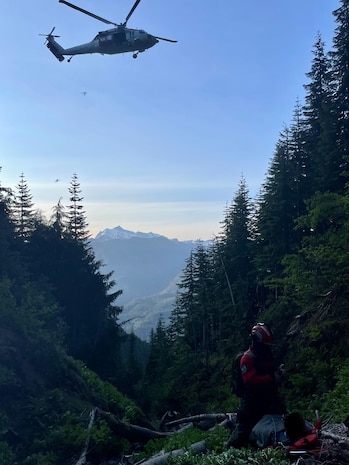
[95,226,164,241]
[90,226,208,340]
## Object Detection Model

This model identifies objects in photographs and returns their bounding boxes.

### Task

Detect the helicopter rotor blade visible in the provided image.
[39,27,60,43]
[124,0,142,26]
[47,26,56,36]
[59,0,118,26]
[39,33,60,37]
[154,36,177,43]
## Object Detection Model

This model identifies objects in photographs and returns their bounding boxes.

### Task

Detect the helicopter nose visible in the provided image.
[148,34,158,44]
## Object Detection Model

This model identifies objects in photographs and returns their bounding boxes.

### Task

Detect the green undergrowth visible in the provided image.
[320,358,349,422]
[157,426,226,454]
[168,447,289,465]
[136,426,290,465]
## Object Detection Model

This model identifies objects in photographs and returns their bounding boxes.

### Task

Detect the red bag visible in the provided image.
[287,428,327,457]
[288,429,319,451]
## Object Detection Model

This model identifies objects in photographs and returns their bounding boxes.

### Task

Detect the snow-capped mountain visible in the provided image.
[94,225,164,241]
[91,226,212,340]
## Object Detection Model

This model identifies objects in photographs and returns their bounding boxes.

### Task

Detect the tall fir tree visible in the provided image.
[23,175,124,367]
[289,99,312,212]
[0,170,19,279]
[66,173,89,242]
[170,251,196,345]
[142,317,172,412]
[254,127,301,303]
[50,197,67,238]
[12,173,35,241]
[330,0,349,186]
[215,177,256,348]
[303,33,338,193]
[171,244,215,357]
[283,191,349,303]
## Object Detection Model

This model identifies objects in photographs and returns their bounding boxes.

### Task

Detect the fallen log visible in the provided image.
[164,413,228,429]
[321,430,349,444]
[135,440,206,465]
[97,409,171,443]
[74,408,97,465]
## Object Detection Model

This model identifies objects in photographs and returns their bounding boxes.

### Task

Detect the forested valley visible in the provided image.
[2,1,349,464]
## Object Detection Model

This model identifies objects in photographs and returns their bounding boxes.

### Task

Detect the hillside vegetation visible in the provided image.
[1,1,349,464]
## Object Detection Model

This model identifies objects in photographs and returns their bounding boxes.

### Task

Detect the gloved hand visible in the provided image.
[278,364,285,375]
[274,364,285,385]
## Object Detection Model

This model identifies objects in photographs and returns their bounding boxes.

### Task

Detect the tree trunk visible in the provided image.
[97,409,171,443]
[74,408,96,465]
[135,440,206,465]
[164,413,228,429]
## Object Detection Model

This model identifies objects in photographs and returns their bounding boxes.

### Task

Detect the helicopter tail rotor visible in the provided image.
[39,27,60,44]
[39,27,65,62]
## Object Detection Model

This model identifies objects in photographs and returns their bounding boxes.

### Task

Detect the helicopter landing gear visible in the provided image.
[133,49,145,59]
[67,55,73,62]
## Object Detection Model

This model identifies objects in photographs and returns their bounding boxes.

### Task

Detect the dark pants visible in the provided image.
[227,394,285,448]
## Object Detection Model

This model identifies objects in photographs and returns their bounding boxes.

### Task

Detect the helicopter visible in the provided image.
[41,0,177,62]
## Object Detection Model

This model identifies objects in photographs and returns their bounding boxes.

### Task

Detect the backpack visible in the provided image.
[232,350,254,398]
[284,413,324,456]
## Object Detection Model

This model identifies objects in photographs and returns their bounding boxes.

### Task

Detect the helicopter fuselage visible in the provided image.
[43,0,175,62]
[93,27,159,54]
[48,27,158,60]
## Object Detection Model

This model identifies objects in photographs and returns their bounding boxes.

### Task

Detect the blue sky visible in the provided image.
[1,0,339,240]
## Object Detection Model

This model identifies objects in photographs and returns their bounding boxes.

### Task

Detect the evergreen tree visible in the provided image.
[281,191,349,409]
[125,330,144,390]
[330,0,349,185]
[255,114,310,294]
[141,317,173,413]
[283,191,349,301]
[255,130,295,287]
[289,99,312,213]
[12,173,35,240]
[171,244,215,357]
[170,251,196,343]
[66,173,89,242]
[161,244,222,413]
[50,197,67,238]
[32,221,122,363]
[37,174,123,364]
[215,177,256,348]
[303,33,338,193]
[145,317,171,380]
[0,171,20,279]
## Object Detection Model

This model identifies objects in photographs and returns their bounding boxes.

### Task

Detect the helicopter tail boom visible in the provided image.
[40,27,65,61]
[47,39,65,61]
[41,28,65,61]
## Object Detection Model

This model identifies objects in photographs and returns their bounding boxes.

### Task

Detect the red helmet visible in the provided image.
[250,322,274,345]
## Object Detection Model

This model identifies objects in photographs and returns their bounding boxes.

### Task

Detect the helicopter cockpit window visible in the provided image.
[139,30,145,34]
[98,34,113,42]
